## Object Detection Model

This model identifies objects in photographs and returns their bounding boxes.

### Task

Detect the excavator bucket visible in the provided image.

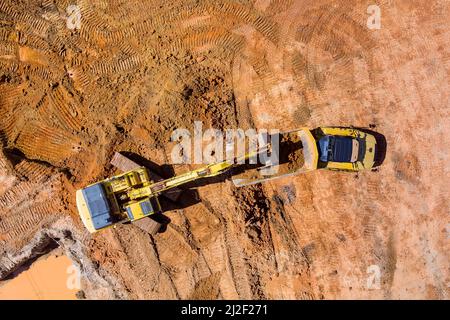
[110,152,174,236]
[232,129,318,187]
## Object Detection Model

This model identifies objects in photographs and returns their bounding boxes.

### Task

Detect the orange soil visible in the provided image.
[0,0,448,299]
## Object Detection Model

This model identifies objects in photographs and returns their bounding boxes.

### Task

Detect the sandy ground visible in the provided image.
[0,0,449,299]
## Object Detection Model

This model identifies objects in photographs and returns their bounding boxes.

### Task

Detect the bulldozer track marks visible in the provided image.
[0,154,10,172]
[0,41,16,56]
[291,53,324,90]
[270,194,310,270]
[74,0,280,52]
[78,2,113,37]
[171,27,245,55]
[200,199,252,299]
[117,42,139,57]
[205,1,279,44]
[0,111,22,143]
[41,0,57,11]
[0,158,63,247]
[202,238,235,299]
[67,67,91,92]
[113,228,181,299]
[0,2,50,38]
[0,27,16,41]
[0,82,84,164]
[265,3,377,105]
[50,33,75,56]
[265,0,295,15]
[18,32,51,53]
[0,84,23,110]
[223,225,252,299]
[77,0,144,46]
[271,195,301,246]
[0,181,34,209]
[195,252,213,276]
[0,59,19,72]
[0,85,27,141]
[22,64,62,81]
[295,6,375,63]
[361,208,379,239]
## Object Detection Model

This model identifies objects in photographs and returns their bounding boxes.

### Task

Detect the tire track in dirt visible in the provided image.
[15,122,81,164]
[232,0,380,129]
[270,194,311,270]
[113,226,181,299]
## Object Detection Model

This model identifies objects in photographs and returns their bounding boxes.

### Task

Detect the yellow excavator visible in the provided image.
[76,127,379,234]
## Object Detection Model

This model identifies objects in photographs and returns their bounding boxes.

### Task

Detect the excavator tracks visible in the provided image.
[0,0,448,301]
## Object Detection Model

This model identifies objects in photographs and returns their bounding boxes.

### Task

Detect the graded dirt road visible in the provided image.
[0,0,448,299]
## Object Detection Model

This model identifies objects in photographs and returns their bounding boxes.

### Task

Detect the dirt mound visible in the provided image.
[0,0,449,299]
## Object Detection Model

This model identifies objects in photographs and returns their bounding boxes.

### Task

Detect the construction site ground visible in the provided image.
[0,0,449,299]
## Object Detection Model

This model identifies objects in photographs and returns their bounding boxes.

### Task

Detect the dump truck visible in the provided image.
[76,127,378,234]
